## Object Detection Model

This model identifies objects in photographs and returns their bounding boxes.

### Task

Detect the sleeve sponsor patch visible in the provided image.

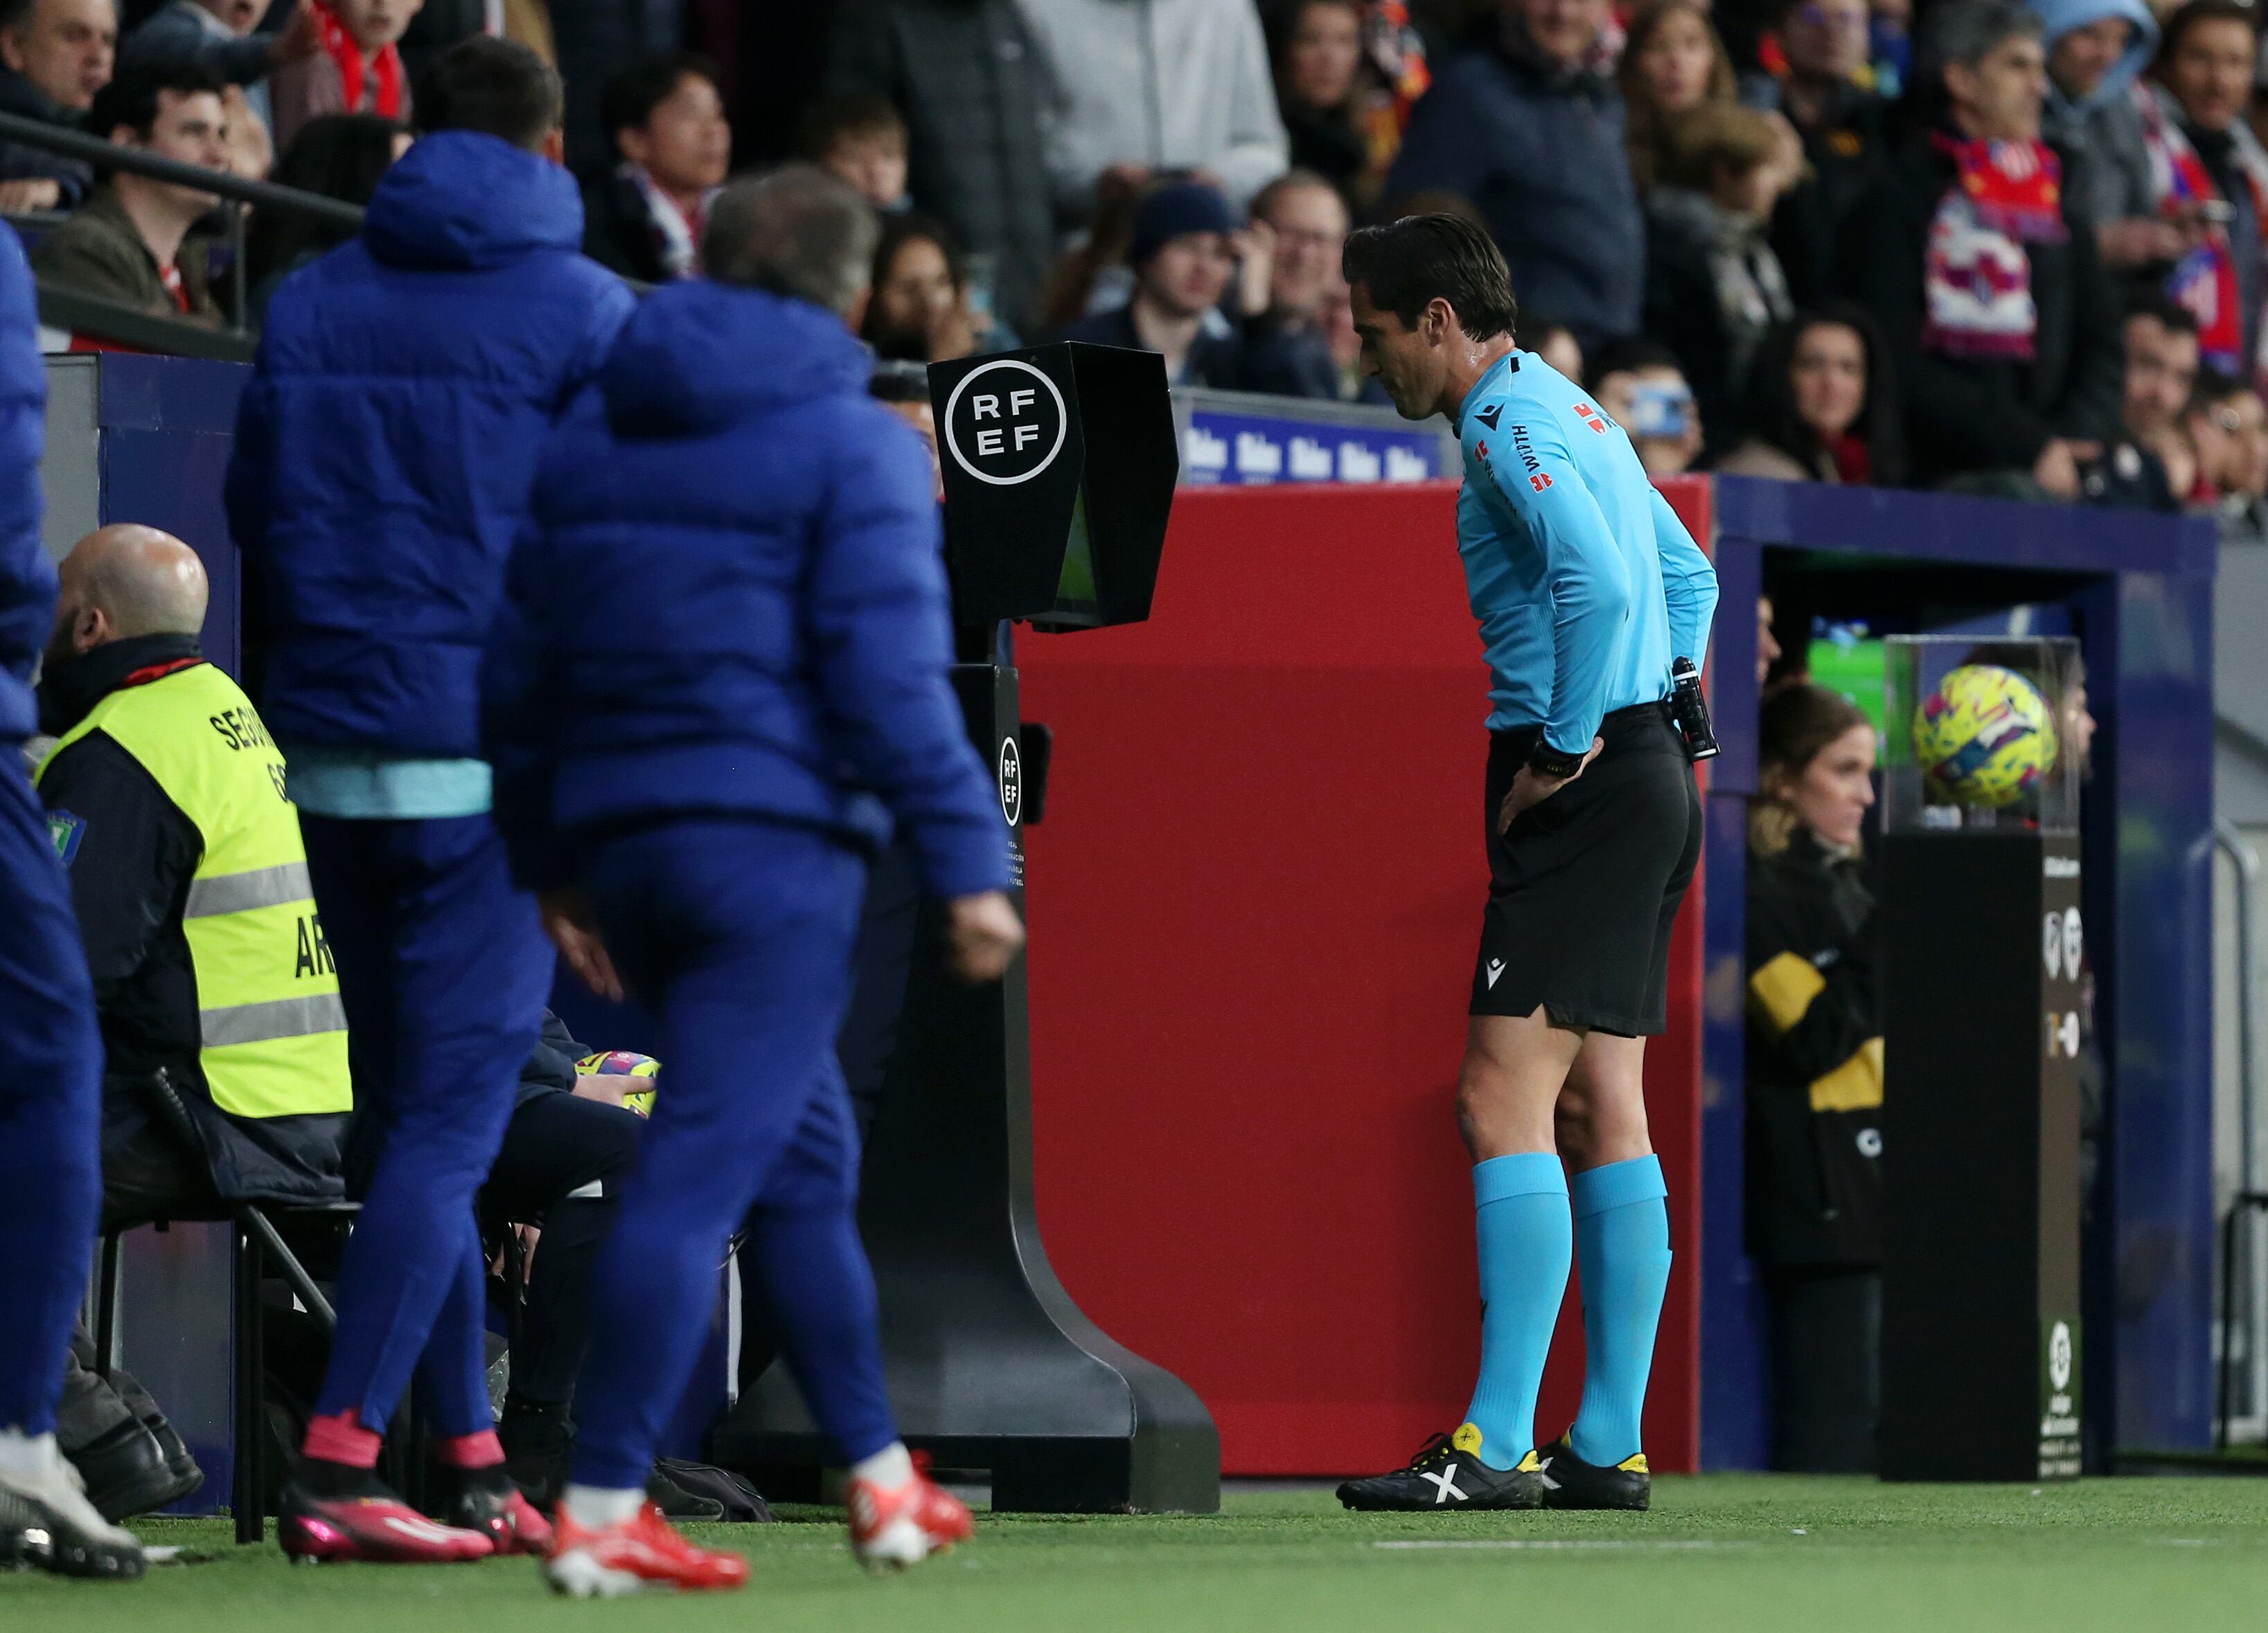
[47,808,85,868]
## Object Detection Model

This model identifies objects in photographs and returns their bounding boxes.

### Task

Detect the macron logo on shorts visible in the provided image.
[1485,959,1505,989]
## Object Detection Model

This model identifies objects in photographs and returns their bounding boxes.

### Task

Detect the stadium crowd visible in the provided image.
[0,0,2258,516]
[0,0,2263,517]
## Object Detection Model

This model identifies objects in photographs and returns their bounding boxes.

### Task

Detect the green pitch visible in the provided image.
[8,1476,2268,1633]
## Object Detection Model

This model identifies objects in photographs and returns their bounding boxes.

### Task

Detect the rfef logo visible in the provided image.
[943,359,1068,487]
[998,735,1022,826]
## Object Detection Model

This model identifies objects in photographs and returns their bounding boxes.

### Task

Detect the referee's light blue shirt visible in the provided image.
[1453,350,1719,753]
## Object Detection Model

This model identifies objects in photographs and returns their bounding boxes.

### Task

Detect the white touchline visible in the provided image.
[1371,1540,1760,1551]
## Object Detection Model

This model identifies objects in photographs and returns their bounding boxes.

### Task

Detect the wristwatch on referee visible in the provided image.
[1526,739,1586,780]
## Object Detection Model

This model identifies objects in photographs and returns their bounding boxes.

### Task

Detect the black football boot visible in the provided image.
[1534,1433,1651,1511]
[1336,1425,1545,1512]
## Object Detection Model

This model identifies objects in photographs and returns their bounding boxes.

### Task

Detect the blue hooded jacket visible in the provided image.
[479,280,1012,902]
[224,132,636,763]
[0,221,46,744]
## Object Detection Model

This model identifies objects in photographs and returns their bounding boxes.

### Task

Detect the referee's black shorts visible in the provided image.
[1471,701,1702,1036]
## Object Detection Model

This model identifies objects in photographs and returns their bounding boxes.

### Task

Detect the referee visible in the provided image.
[1334,217,1718,1513]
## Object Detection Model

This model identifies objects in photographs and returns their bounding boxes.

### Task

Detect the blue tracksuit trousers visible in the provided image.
[0,755,101,1434]
[569,817,896,1490]
[301,812,551,1438]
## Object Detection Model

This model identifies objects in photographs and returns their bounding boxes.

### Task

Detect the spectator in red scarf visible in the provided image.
[581,53,728,285]
[2136,2,2267,392]
[269,0,418,152]
[1845,0,2122,495]
[1719,302,1906,483]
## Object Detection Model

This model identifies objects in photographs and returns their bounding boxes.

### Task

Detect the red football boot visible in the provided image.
[847,1463,974,1571]
[277,1479,495,1564]
[445,1476,553,1556]
[542,1501,749,1598]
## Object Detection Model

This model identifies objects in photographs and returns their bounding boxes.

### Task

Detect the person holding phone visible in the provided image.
[1586,338,1706,476]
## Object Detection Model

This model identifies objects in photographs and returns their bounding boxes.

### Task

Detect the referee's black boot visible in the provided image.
[1535,1432,1651,1511]
[1336,1425,1543,1512]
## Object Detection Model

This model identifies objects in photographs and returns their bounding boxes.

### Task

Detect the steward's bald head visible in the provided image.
[51,525,208,660]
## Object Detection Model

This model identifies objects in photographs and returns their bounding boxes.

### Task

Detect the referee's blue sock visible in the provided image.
[1462,1152,1570,1471]
[1568,1154,1672,1468]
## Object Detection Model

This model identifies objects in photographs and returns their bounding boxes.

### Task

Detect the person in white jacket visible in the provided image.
[1015,0,1288,222]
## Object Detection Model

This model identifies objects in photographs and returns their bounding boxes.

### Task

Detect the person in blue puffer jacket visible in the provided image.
[0,220,145,1581]
[222,37,632,1564]
[481,165,1022,1593]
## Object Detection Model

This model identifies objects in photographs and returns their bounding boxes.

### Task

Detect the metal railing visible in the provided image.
[0,107,364,225]
[37,283,255,360]
[0,105,365,345]
[2216,820,2268,1445]
[0,105,649,355]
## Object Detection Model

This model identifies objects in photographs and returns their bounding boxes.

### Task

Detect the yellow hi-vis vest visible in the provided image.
[36,662,351,1120]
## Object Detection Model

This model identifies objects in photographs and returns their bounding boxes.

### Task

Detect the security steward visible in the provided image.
[1744,681,1884,1474]
[31,526,350,1516]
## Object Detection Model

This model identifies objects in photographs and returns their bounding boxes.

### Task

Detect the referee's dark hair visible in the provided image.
[1342,215,1518,341]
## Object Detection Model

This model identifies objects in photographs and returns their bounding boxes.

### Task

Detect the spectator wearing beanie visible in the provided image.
[1383,0,1643,349]
[826,0,1056,339]
[1014,0,1287,224]
[1845,0,2122,495]
[583,53,729,284]
[1047,180,1255,389]
[2030,0,2162,266]
[269,0,418,152]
